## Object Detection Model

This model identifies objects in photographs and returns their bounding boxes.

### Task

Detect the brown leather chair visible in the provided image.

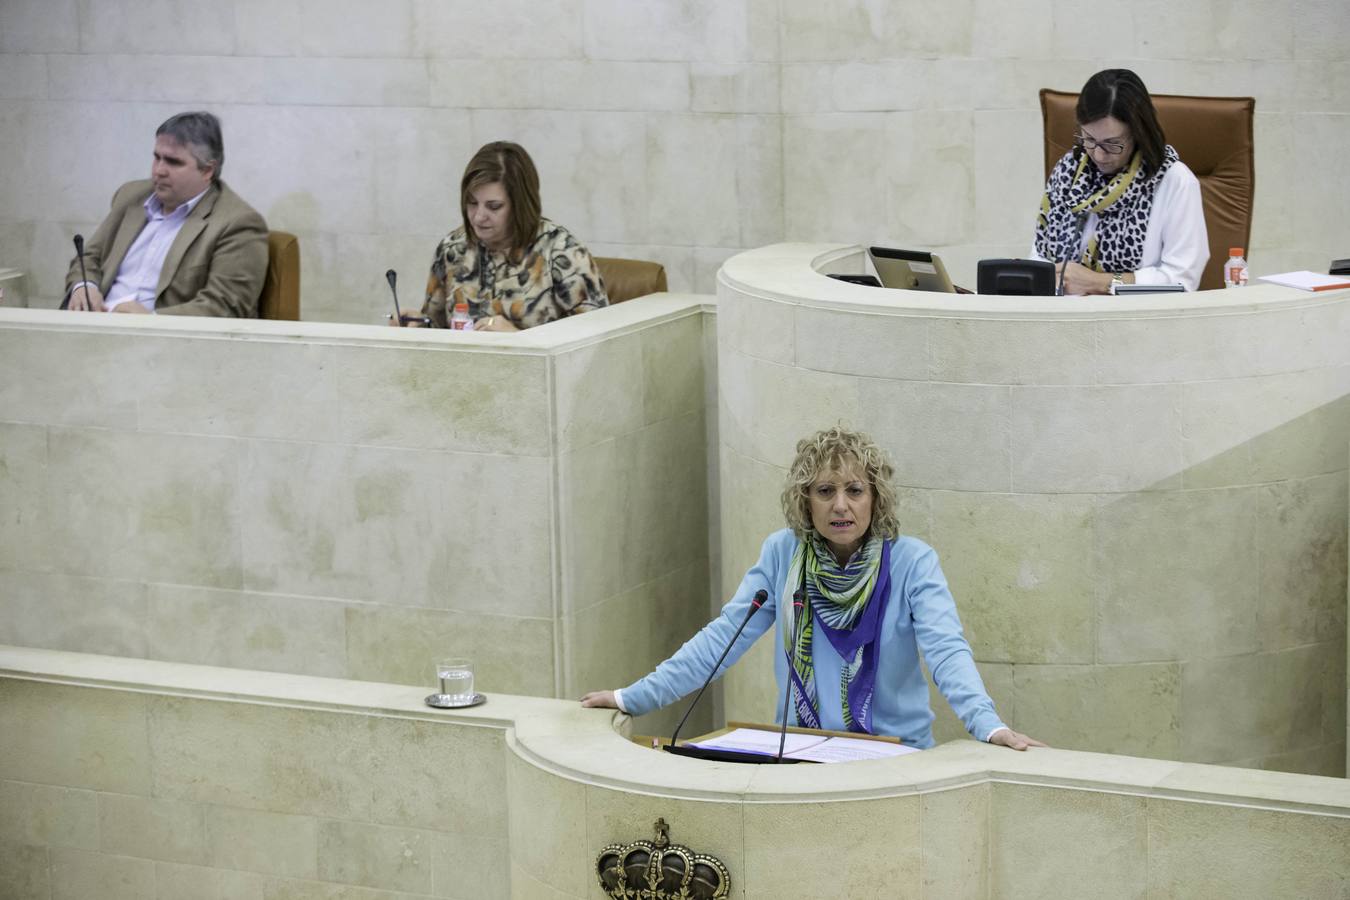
[1040,89,1255,291]
[594,256,668,304]
[258,231,300,320]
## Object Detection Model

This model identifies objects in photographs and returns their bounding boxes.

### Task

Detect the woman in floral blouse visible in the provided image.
[417,141,608,331]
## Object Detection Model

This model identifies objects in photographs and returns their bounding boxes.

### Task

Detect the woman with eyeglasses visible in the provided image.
[1032,68,1209,294]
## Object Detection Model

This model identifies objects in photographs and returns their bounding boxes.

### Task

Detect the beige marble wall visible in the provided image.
[988,781,1350,898]
[718,245,1348,777]
[552,305,714,735]
[0,297,712,736]
[0,655,513,899]
[7,647,1347,900]
[0,0,781,320]
[777,0,1350,286]
[0,0,1345,316]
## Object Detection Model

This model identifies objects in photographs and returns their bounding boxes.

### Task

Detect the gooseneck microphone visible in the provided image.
[64,234,88,310]
[1056,213,1088,297]
[775,585,806,763]
[386,268,402,321]
[386,268,431,326]
[666,588,768,750]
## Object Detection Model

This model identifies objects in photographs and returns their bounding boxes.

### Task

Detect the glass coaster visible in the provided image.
[425,692,486,709]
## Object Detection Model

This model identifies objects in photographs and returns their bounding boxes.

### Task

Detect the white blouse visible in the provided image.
[1031,161,1210,291]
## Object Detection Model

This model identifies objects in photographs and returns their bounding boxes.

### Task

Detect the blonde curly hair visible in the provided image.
[780,426,900,542]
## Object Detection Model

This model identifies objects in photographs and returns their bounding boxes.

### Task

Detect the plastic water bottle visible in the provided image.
[450,301,473,330]
[1223,247,1248,288]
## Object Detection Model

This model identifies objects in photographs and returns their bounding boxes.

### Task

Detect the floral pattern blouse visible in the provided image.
[421,218,608,329]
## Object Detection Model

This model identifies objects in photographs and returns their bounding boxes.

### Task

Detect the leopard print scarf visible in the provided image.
[1035,144,1180,275]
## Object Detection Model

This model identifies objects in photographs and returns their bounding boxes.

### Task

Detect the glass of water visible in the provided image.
[436,658,474,703]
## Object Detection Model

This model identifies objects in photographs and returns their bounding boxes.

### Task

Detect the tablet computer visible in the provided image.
[868,246,956,293]
[827,273,883,287]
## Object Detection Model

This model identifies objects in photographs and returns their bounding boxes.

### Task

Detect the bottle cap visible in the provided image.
[453,301,468,312]
[1229,247,1244,257]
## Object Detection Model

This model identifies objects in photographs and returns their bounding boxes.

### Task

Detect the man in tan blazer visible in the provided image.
[65,111,268,317]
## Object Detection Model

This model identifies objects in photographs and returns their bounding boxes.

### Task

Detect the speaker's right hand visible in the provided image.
[69,284,105,312]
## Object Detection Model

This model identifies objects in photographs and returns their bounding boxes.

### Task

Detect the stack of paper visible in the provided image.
[688,727,920,763]
[1257,271,1350,292]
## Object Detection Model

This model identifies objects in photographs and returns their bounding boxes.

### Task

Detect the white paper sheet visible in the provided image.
[689,727,826,756]
[786,736,920,763]
[1257,271,1350,292]
[688,727,919,763]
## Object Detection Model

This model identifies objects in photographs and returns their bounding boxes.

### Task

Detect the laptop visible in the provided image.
[868,246,956,293]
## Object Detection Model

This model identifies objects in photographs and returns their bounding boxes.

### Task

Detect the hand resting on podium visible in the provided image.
[580,690,617,709]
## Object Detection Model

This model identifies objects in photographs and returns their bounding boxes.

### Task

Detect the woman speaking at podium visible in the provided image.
[1032,68,1208,294]
[582,427,1042,751]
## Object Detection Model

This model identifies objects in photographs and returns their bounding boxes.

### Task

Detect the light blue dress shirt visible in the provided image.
[619,529,1008,748]
[102,187,209,312]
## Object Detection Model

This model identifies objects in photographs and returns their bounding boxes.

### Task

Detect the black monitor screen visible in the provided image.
[977,259,1056,296]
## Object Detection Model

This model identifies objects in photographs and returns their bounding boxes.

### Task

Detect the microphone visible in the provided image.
[64,234,88,310]
[666,589,768,750]
[386,267,431,326]
[386,269,402,322]
[775,591,805,763]
[1056,213,1088,297]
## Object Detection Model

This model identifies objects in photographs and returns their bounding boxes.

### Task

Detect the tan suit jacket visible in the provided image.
[66,179,268,317]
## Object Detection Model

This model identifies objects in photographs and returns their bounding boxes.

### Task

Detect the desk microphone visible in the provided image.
[386,269,402,321]
[386,268,431,326]
[64,234,88,310]
[1056,213,1088,297]
[666,589,768,750]
[775,590,805,763]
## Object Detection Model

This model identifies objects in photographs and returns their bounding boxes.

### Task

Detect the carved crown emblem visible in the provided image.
[595,817,730,900]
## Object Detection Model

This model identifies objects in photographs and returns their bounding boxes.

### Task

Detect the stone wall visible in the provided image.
[0,297,714,736]
[1,0,1346,314]
[0,651,512,899]
[5,647,1348,899]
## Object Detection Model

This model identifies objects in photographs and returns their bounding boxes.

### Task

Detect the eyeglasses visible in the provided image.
[1076,132,1129,155]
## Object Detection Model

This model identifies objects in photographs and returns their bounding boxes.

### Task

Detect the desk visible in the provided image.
[715,243,1350,776]
[0,296,714,737]
[5,646,1348,899]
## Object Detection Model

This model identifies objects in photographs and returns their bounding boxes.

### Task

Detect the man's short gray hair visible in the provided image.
[156,111,224,181]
